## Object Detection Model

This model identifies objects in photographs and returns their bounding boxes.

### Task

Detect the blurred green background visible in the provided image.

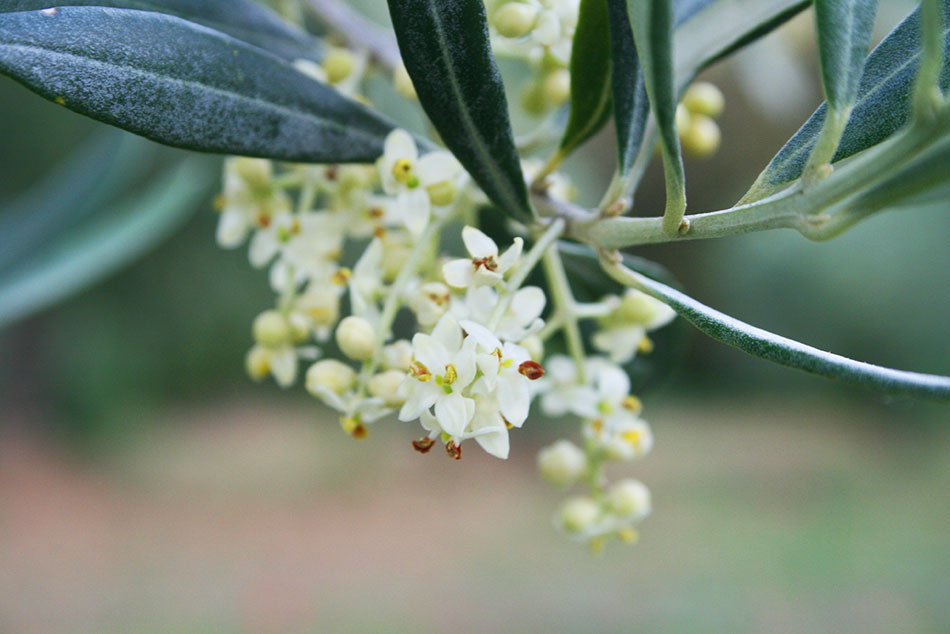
[0,2,947,632]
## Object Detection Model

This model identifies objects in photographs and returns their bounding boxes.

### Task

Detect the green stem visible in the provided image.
[542,246,587,383]
[488,218,565,331]
[914,0,945,119]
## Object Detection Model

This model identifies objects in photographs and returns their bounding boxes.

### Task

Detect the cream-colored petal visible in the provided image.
[442,258,476,289]
[461,225,498,258]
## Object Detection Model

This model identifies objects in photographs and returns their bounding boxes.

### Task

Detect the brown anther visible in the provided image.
[352,424,368,439]
[325,165,338,181]
[428,291,450,306]
[409,360,431,381]
[257,214,271,228]
[518,360,545,380]
[373,226,387,239]
[291,219,301,234]
[472,256,498,272]
[369,206,385,219]
[445,441,462,460]
[331,268,351,285]
[412,437,435,453]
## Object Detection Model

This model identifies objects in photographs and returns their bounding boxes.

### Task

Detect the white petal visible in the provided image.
[384,128,418,163]
[541,391,570,417]
[269,347,298,387]
[510,286,546,323]
[497,375,530,427]
[216,209,250,248]
[435,391,473,437]
[398,384,440,421]
[597,362,631,400]
[592,327,641,364]
[358,398,392,423]
[443,259,476,288]
[646,302,677,331]
[249,231,279,268]
[402,189,431,239]
[419,408,441,433]
[430,314,462,353]
[458,320,501,351]
[473,426,509,459]
[533,10,560,46]
[417,151,461,186]
[476,354,500,391]
[496,237,523,272]
[412,333,449,373]
[312,385,348,412]
[461,225,498,258]
[472,267,503,287]
[453,338,479,387]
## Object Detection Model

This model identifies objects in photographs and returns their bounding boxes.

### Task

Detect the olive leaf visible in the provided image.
[387,0,532,221]
[559,0,613,157]
[742,1,950,202]
[0,0,322,62]
[623,0,686,233]
[0,7,396,163]
[0,156,215,329]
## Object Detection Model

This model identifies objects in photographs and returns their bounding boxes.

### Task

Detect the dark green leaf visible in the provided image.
[672,0,811,87]
[609,262,950,400]
[0,0,322,62]
[624,0,686,230]
[743,2,950,201]
[387,0,531,220]
[0,156,215,329]
[607,0,649,174]
[559,0,613,157]
[814,0,878,112]
[605,0,808,182]
[0,8,396,163]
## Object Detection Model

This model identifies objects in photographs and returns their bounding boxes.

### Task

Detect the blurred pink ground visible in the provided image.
[0,397,947,633]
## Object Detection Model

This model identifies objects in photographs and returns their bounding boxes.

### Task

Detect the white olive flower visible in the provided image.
[460,320,541,428]
[606,479,651,520]
[377,129,462,238]
[452,285,545,342]
[216,158,291,249]
[398,314,478,437]
[442,226,523,288]
[408,281,452,328]
[592,289,676,363]
[294,280,344,341]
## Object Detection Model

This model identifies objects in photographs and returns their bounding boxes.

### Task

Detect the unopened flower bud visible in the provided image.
[335,316,376,360]
[675,103,691,132]
[287,311,311,344]
[520,335,544,361]
[233,157,272,189]
[393,62,417,99]
[681,114,721,158]
[322,46,355,84]
[606,479,651,520]
[542,68,571,106]
[306,359,356,396]
[493,2,539,38]
[557,496,600,535]
[369,370,406,407]
[245,345,270,381]
[382,339,413,371]
[253,310,291,347]
[426,180,457,206]
[682,81,724,117]
[538,440,587,488]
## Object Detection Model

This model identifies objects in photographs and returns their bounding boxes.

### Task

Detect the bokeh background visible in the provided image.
[0,2,948,632]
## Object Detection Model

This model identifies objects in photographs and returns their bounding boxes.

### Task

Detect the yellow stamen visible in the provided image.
[392,158,413,184]
[443,363,458,385]
[622,395,642,414]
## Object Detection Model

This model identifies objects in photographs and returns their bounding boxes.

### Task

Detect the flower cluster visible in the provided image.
[214,36,680,549]
[487,0,579,113]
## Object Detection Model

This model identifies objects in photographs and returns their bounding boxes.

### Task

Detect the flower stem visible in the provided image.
[542,246,587,383]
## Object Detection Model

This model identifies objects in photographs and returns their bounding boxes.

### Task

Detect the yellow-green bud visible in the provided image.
[542,68,571,107]
[675,103,691,132]
[382,340,413,371]
[558,496,601,535]
[682,81,725,118]
[335,316,376,361]
[492,2,539,38]
[322,47,355,84]
[426,180,457,206]
[253,310,291,347]
[681,114,721,158]
[537,440,587,488]
[306,359,356,396]
[368,370,406,407]
[606,479,651,519]
[245,345,270,381]
[233,157,272,189]
[521,81,547,115]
